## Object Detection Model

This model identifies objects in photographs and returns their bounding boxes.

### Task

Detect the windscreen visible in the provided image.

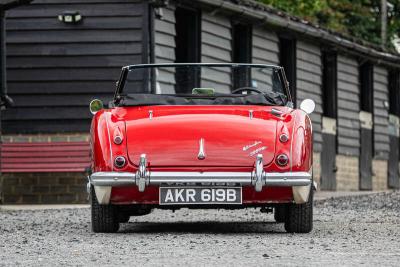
[118,65,288,106]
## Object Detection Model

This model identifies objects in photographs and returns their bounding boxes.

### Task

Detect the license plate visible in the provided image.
[159,187,242,205]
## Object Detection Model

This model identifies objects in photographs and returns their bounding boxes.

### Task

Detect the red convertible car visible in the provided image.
[88,63,315,233]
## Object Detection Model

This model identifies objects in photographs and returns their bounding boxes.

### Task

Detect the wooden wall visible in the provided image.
[154,5,176,94]
[3,0,146,133]
[200,13,232,93]
[296,40,323,152]
[252,26,279,65]
[337,55,361,156]
[4,0,394,165]
[373,66,390,159]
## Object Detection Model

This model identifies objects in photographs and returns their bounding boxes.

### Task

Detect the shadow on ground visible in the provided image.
[119,221,286,234]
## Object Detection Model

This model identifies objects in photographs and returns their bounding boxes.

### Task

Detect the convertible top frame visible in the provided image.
[113,63,293,107]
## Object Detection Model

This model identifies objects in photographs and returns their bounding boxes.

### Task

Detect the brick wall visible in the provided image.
[336,155,359,191]
[1,133,90,204]
[0,172,88,204]
[372,159,388,190]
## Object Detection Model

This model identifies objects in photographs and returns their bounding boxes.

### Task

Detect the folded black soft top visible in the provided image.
[118,93,286,107]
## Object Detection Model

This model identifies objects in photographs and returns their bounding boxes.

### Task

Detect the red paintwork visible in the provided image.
[90,105,313,205]
[125,107,277,167]
[1,142,90,173]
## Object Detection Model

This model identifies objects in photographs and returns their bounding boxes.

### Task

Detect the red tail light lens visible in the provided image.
[113,127,123,145]
[279,133,289,143]
[114,135,123,145]
[276,154,289,166]
[114,156,126,168]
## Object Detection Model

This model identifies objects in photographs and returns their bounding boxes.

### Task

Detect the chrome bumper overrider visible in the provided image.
[89,154,312,193]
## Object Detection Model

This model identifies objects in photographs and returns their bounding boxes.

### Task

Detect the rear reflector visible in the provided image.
[276,154,289,166]
[114,156,126,168]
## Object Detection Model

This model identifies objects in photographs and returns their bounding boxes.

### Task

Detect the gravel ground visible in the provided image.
[0,191,399,266]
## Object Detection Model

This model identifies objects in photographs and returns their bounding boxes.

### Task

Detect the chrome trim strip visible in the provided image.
[197,138,206,160]
[150,171,251,184]
[90,172,136,186]
[89,171,312,187]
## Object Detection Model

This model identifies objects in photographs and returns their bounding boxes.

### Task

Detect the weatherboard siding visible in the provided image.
[200,12,232,93]
[252,26,279,65]
[3,0,146,133]
[154,5,176,94]
[296,40,323,152]
[337,55,360,156]
[373,66,390,159]
[251,27,279,90]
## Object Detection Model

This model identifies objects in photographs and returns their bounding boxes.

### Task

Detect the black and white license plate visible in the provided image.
[159,187,242,205]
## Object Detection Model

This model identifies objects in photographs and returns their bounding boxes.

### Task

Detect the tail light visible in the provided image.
[276,154,289,166]
[114,156,126,168]
[113,127,123,145]
[279,133,289,143]
[114,135,123,145]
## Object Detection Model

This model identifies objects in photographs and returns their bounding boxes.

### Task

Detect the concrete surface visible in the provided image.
[0,191,399,266]
[0,190,391,210]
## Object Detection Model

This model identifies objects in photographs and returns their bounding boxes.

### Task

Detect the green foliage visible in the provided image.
[258,0,400,48]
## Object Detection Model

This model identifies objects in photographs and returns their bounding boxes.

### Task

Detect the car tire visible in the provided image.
[284,188,313,233]
[118,214,130,223]
[274,206,286,223]
[91,187,119,233]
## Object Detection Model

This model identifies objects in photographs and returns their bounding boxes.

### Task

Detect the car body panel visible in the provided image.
[89,63,313,206]
[124,105,278,167]
[90,105,312,205]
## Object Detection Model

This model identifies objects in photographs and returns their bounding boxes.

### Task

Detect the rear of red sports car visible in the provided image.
[88,64,315,233]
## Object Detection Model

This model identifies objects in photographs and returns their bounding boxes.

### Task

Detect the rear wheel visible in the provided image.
[284,188,313,233]
[91,187,119,233]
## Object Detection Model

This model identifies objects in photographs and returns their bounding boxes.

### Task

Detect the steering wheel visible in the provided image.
[231,87,263,95]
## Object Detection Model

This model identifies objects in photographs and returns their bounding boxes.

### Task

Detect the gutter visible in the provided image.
[193,0,400,68]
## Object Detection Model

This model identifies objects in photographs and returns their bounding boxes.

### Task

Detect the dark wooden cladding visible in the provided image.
[373,66,390,159]
[7,81,119,94]
[6,17,143,30]
[296,40,322,152]
[5,120,91,133]
[7,30,142,43]
[5,3,143,18]
[389,70,400,116]
[337,55,360,156]
[2,0,146,133]
[5,107,91,120]
[7,43,142,56]
[7,68,122,81]
[322,51,337,118]
[7,55,142,69]
[9,94,111,107]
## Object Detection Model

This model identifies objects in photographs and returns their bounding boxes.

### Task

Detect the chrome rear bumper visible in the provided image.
[89,154,312,194]
[89,170,312,187]
[89,154,312,204]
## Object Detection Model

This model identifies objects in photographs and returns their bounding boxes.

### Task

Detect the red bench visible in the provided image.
[0,142,90,173]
